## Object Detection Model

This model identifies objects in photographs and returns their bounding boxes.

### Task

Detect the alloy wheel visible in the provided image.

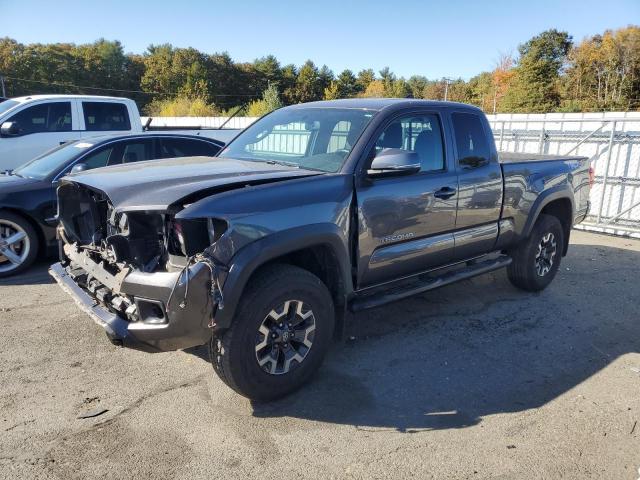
[535,232,557,277]
[0,219,30,274]
[255,300,316,375]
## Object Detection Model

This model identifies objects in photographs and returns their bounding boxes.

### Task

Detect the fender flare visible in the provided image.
[213,223,353,329]
[521,185,575,248]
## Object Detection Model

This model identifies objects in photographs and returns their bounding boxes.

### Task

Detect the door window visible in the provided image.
[82,102,131,131]
[7,102,72,135]
[159,138,221,158]
[112,139,154,164]
[81,147,114,169]
[451,113,490,169]
[374,114,445,172]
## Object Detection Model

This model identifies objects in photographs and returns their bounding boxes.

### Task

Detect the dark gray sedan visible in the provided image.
[0,133,224,277]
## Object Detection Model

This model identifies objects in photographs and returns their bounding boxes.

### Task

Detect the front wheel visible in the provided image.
[209,264,335,401]
[507,214,564,292]
[0,211,39,278]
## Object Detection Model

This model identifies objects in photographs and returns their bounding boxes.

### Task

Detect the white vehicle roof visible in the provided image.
[10,94,131,103]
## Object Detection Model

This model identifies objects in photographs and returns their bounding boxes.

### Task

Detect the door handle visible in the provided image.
[433,186,457,200]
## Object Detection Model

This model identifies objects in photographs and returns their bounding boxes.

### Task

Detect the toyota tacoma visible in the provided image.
[50,99,592,401]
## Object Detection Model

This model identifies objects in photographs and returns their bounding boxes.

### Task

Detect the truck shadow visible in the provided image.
[250,242,640,432]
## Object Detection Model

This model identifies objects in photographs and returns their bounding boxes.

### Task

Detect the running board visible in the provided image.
[350,255,512,312]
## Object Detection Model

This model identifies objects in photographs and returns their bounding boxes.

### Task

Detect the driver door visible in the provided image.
[355,111,458,288]
[1,101,80,170]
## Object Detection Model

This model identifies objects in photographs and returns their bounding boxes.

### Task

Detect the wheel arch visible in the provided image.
[214,224,353,337]
[523,188,575,256]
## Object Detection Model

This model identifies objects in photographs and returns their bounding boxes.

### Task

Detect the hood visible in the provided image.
[62,156,320,212]
[0,172,42,194]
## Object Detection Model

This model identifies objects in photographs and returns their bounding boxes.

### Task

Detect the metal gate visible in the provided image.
[487,112,640,238]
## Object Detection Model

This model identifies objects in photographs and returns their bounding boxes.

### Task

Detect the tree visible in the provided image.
[466,71,494,111]
[252,55,283,94]
[336,69,358,98]
[407,75,429,98]
[361,80,385,97]
[318,65,334,96]
[323,81,340,100]
[491,53,515,113]
[280,64,298,104]
[562,26,640,111]
[356,68,375,92]
[294,60,322,103]
[387,78,410,98]
[502,29,573,112]
[247,82,283,116]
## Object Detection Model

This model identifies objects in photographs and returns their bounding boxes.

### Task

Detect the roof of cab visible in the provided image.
[10,94,131,103]
[286,98,483,112]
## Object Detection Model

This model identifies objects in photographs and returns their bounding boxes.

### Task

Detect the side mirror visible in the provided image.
[367,148,421,177]
[70,163,88,174]
[0,121,19,137]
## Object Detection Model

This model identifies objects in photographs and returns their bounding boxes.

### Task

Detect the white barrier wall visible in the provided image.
[487,112,640,238]
[152,112,640,238]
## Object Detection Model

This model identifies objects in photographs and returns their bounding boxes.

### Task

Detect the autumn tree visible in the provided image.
[563,26,640,110]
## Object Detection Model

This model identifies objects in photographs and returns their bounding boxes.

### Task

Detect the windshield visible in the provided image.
[219,107,376,173]
[0,100,20,117]
[13,141,95,180]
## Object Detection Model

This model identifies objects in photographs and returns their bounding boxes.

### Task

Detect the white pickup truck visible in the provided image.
[0,95,144,170]
[0,95,242,170]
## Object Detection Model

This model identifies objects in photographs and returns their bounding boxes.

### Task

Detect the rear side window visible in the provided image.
[7,102,72,135]
[159,138,221,158]
[451,113,490,169]
[82,102,131,131]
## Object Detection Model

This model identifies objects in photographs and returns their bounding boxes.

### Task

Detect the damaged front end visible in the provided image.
[50,182,226,352]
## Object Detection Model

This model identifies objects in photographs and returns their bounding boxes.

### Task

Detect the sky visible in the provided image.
[2,0,639,80]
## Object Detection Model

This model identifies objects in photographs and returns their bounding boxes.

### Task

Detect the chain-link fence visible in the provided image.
[488,112,640,238]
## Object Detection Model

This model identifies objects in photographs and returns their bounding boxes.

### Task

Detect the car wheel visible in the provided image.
[209,264,335,401]
[0,211,39,278]
[507,213,564,292]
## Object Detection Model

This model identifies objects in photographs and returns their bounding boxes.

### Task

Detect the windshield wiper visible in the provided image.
[264,159,299,168]
[4,169,23,178]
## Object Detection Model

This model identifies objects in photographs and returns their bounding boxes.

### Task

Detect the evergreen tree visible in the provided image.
[336,69,358,97]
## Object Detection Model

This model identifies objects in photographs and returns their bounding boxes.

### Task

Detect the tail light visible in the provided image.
[588,165,595,187]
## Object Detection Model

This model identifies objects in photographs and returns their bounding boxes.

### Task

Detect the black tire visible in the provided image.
[0,211,39,278]
[507,213,564,292]
[209,264,335,401]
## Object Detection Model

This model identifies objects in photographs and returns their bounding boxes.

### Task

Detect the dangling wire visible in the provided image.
[165,253,227,313]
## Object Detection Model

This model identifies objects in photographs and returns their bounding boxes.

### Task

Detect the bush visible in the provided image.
[145,96,217,116]
[246,83,283,117]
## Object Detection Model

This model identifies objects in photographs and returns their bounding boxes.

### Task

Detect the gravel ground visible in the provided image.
[0,230,639,480]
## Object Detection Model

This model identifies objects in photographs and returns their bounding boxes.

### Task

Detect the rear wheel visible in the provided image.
[209,264,335,401]
[507,214,564,292]
[0,212,39,278]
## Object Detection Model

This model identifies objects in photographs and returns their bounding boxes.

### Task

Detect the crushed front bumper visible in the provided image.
[50,260,215,352]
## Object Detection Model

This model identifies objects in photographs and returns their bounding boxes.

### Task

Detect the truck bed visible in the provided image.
[499,152,586,163]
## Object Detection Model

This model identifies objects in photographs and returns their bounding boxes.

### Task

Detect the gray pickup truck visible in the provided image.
[50,99,592,401]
